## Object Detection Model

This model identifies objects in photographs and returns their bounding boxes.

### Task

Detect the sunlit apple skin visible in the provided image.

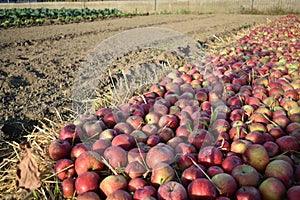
[71,143,90,160]
[75,151,104,176]
[198,146,223,167]
[75,171,100,195]
[99,175,128,197]
[235,186,261,200]
[61,178,75,198]
[242,144,270,172]
[181,165,206,187]
[77,191,101,200]
[258,177,286,200]
[187,178,218,200]
[157,181,188,200]
[221,155,243,174]
[151,162,175,188]
[231,164,260,187]
[264,159,294,188]
[54,159,75,180]
[212,173,238,197]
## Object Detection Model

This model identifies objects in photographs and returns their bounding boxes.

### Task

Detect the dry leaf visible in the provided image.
[16,142,42,190]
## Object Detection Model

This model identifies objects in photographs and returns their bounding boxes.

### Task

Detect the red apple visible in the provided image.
[230,139,252,154]
[59,124,82,143]
[158,114,179,131]
[181,165,206,187]
[242,144,270,172]
[235,186,261,200]
[231,164,260,186]
[106,190,132,200]
[151,162,175,187]
[188,129,214,150]
[112,133,135,151]
[61,178,75,198]
[187,178,218,200]
[114,122,133,135]
[128,178,148,193]
[263,141,280,157]
[48,139,71,161]
[142,124,159,136]
[133,185,157,200]
[157,181,188,200]
[71,143,90,160]
[287,186,300,200]
[125,160,147,179]
[212,173,238,197]
[264,159,294,188]
[54,159,75,180]
[100,175,128,197]
[276,135,300,152]
[75,171,100,195]
[258,177,286,200]
[103,146,127,169]
[198,146,223,167]
[77,191,101,200]
[221,155,243,174]
[126,115,144,130]
[75,151,104,176]
[146,143,174,169]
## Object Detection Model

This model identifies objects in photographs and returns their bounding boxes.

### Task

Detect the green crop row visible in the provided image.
[0,8,140,27]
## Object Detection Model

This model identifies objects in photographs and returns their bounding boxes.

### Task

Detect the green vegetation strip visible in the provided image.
[0,7,142,27]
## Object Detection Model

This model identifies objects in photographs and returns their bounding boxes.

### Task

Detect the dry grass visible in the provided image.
[0,20,269,199]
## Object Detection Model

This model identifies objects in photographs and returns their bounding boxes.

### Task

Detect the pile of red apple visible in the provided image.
[48,15,300,200]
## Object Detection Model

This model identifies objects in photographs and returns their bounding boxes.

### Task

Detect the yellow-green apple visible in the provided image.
[212,173,238,197]
[146,143,174,169]
[77,191,100,200]
[230,139,252,154]
[229,126,247,140]
[61,178,75,198]
[145,112,161,125]
[75,151,104,176]
[150,162,175,187]
[258,177,286,200]
[99,175,128,197]
[187,178,218,200]
[48,139,71,161]
[54,159,75,180]
[264,159,294,188]
[99,129,117,141]
[130,130,148,143]
[157,181,188,200]
[242,144,270,172]
[103,146,127,169]
[247,122,267,133]
[231,164,260,186]
[221,155,243,174]
[75,171,100,195]
[235,186,261,200]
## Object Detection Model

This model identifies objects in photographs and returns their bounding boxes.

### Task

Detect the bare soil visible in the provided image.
[0,14,278,143]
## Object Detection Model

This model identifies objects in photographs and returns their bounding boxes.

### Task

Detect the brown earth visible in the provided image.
[0,14,278,143]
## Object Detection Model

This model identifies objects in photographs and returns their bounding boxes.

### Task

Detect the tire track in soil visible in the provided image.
[0,14,277,143]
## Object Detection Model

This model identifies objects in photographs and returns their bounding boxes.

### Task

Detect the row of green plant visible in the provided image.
[0,7,141,27]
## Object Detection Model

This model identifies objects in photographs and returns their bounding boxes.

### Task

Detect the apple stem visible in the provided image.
[187,156,221,193]
[100,156,119,175]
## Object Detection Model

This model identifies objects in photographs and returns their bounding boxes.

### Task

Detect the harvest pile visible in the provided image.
[0,8,137,27]
[49,15,300,199]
